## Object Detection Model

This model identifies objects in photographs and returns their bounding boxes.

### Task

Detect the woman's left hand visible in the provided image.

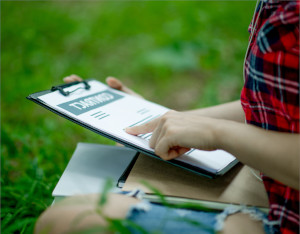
[126,110,220,160]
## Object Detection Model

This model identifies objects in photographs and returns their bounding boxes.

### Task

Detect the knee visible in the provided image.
[34,194,139,234]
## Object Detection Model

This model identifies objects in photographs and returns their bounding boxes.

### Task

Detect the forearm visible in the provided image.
[185,100,245,123]
[216,121,300,190]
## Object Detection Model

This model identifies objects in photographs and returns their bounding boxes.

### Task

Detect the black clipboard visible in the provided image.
[27,79,238,179]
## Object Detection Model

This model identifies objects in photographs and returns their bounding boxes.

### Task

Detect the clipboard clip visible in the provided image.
[51,80,91,96]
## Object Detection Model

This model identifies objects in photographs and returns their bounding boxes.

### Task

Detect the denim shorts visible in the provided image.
[123,190,280,234]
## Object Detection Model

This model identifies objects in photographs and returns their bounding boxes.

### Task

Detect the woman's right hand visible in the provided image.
[63,74,143,99]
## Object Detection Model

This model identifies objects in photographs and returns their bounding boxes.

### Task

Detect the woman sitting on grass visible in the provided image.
[35,0,299,233]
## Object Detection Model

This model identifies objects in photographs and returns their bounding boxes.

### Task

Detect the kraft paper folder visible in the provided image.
[27,79,238,179]
[123,154,269,209]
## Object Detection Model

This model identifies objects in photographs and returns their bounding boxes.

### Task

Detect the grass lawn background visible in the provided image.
[2,1,254,233]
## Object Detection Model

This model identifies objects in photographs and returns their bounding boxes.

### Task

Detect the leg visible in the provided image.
[36,194,266,234]
[35,193,139,234]
[219,212,265,234]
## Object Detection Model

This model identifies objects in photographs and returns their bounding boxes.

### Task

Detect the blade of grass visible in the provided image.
[97,178,114,209]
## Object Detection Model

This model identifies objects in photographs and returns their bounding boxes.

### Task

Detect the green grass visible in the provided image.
[1,1,254,233]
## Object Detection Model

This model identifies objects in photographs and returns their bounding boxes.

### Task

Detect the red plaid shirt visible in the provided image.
[241,0,299,233]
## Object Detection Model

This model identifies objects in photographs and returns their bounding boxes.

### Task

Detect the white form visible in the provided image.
[37,80,236,174]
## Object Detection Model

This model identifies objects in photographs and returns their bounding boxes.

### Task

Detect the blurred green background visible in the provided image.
[1,1,254,233]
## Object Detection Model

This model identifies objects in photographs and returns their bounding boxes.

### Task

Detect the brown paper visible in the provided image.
[123,153,269,208]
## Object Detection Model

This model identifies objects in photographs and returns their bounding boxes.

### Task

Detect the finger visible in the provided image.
[177,147,191,155]
[106,77,123,90]
[150,112,173,148]
[106,77,133,94]
[126,117,161,135]
[166,149,180,160]
[155,138,173,160]
[122,86,139,96]
[165,147,189,160]
[154,133,189,160]
[63,74,83,83]
[149,129,160,149]
[106,77,143,98]
[148,121,164,148]
[148,115,175,148]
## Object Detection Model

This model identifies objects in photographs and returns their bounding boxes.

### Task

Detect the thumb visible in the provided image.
[106,76,143,98]
[106,77,123,90]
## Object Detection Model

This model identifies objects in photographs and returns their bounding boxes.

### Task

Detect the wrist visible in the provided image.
[213,119,235,151]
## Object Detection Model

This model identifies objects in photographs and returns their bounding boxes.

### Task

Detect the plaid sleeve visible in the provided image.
[241,1,299,233]
[242,0,299,133]
[256,1,299,55]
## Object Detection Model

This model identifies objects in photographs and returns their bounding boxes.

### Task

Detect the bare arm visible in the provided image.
[216,120,300,190]
[185,100,245,123]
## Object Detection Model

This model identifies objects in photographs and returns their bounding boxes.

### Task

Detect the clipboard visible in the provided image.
[27,79,238,178]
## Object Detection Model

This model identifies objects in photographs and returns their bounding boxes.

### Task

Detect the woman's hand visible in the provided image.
[126,110,220,160]
[127,110,300,189]
[63,74,83,83]
[63,74,143,99]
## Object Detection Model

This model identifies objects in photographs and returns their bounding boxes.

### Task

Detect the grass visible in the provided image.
[1,1,254,233]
